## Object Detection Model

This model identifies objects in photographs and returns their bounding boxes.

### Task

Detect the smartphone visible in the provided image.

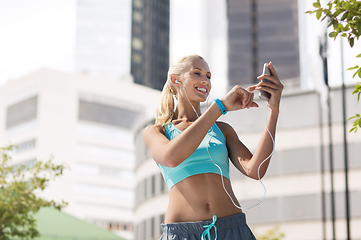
[259,63,272,101]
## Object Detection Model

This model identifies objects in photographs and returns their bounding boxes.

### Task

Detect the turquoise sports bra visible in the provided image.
[158,122,230,189]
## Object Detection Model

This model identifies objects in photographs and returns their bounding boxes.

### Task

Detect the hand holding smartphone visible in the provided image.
[259,63,272,101]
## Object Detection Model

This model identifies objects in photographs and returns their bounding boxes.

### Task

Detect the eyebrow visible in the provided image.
[193,67,211,75]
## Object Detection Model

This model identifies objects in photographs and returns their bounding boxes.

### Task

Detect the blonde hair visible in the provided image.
[155,54,205,127]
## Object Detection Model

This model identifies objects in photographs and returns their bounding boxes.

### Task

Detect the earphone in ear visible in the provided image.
[175,80,181,84]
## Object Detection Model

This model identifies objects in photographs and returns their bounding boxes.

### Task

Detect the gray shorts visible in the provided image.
[160,213,256,240]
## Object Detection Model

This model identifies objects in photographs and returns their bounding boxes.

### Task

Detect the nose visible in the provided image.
[201,76,210,84]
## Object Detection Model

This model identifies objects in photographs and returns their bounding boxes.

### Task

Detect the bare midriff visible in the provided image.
[164,173,242,224]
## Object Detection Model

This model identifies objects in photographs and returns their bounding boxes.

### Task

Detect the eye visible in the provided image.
[194,72,200,76]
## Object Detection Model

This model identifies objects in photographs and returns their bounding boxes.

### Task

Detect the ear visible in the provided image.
[170,74,177,84]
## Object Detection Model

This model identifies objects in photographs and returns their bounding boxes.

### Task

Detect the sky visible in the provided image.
[0,0,75,86]
[1,0,361,89]
[0,0,205,87]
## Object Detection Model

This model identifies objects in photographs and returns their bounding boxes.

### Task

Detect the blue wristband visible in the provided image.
[215,98,227,115]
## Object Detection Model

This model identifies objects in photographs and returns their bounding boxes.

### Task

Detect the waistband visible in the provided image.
[161,212,247,235]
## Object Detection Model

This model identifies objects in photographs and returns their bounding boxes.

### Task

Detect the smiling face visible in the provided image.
[177,58,212,103]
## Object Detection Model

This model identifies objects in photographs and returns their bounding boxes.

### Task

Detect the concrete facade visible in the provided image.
[0,69,161,240]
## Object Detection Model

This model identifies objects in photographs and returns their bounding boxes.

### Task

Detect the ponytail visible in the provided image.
[155,81,175,127]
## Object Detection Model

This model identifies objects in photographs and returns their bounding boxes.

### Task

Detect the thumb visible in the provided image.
[249,102,259,108]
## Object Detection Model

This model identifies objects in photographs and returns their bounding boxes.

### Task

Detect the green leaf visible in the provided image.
[353,70,358,78]
[329,31,337,38]
[358,71,361,78]
[333,19,339,29]
[313,1,320,8]
[350,38,355,47]
[316,9,322,20]
[347,13,353,21]
[337,23,344,32]
[347,65,360,70]
[349,126,357,133]
[341,11,348,21]
[333,9,343,18]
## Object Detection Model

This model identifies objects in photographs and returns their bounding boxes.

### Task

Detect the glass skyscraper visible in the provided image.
[227,0,300,87]
[130,0,170,91]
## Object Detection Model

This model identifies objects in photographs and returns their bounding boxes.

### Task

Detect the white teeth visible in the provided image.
[197,87,207,93]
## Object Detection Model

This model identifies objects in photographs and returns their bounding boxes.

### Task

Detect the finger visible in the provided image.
[244,93,253,108]
[246,85,257,92]
[246,101,259,109]
[257,78,282,90]
[243,90,254,108]
[256,86,281,99]
[268,62,279,80]
[257,74,279,85]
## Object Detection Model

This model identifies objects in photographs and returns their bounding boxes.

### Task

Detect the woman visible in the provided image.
[143,54,283,240]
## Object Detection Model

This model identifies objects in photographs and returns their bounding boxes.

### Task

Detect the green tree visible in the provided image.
[306,0,361,132]
[0,145,67,240]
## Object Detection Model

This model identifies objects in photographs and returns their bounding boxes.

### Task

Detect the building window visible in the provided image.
[160,173,165,193]
[151,217,155,238]
[144,178,148,199]
[12,159,36,172]
[133,11,143,23]
[14,139,36,154]
[132,53,142,63]
[6,96,37,129]
[132,38,143,50]
[133,0,143,9]
[151,175,156,196]
[78,99,141,129]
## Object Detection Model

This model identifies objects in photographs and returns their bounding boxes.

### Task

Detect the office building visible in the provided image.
[227,0,300,88]
[130,0,170,91]
[0,69,161,240]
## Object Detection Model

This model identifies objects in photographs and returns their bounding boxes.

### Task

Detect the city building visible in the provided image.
[0,69,161,240]
[130,0,170,91]
[227,0,300,88]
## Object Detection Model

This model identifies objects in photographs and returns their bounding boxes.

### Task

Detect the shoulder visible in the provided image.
[215,121,235,134]
[143,124,166,138]
[215,121,237,141]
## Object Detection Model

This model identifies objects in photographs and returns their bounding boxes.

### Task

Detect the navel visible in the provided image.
[206,203,211,210]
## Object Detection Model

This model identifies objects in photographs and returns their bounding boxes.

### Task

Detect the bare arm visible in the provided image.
[143,103,222,167]
[223,62,283,179]
[143,86,258,168]
[225,110,278,180]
